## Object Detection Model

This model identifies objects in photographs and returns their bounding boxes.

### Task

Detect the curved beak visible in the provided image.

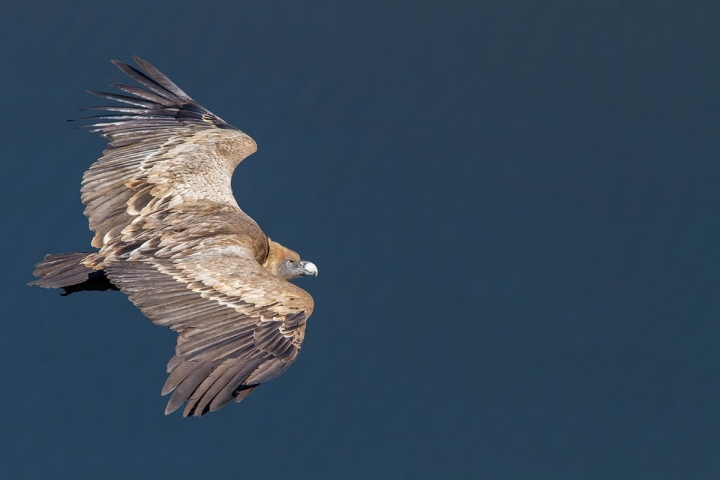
[300,261,318,277]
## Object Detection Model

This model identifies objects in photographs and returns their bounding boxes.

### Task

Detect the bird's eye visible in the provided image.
[285,260,294,267]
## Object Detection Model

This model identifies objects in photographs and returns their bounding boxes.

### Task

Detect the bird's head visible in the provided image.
[264,240,318,281]
[277,258,318,280]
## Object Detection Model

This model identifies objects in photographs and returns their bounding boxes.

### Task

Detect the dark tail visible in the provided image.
[29,252,118,295]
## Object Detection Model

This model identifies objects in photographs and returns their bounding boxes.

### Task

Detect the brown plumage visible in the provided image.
[30,57,318,417]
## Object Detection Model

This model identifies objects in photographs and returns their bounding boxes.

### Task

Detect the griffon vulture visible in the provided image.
[30,57,318,417]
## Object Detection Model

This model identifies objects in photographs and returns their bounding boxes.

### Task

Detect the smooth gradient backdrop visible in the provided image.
[2,1,719,478]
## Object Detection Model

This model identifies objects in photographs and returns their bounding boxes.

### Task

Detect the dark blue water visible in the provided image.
[2,1,719,478]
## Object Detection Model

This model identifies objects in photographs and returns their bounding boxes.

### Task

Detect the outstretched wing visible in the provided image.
[79,56,259,253]
[105,241,314,417]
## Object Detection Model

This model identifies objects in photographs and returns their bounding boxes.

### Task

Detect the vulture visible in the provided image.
[30,57,318,417]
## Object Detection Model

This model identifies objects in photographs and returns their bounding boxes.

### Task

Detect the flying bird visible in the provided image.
[30,57,318,417]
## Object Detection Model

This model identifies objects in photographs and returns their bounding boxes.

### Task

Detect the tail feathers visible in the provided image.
[29,252,118,295]
[30,253,94,288]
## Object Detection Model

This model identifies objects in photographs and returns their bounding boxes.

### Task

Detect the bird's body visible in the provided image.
[30,57,317,417]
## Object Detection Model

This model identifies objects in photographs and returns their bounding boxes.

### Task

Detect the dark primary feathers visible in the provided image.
[30,57,317,417]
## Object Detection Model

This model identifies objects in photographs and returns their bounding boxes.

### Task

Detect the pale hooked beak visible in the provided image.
[300,261,318,277]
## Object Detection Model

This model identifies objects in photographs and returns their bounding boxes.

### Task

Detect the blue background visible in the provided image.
[2,1,719,478]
